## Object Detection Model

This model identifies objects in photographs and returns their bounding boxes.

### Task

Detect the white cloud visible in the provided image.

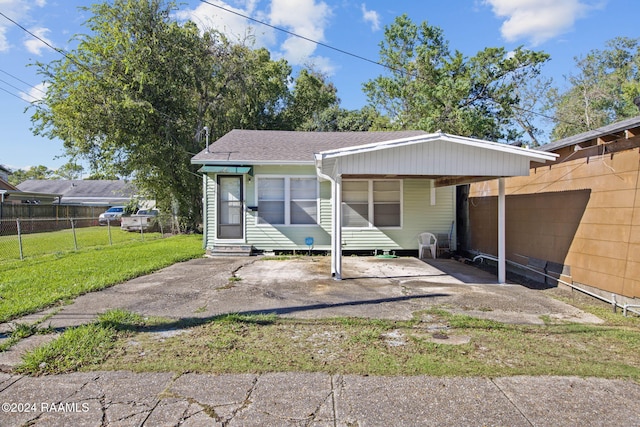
[360,3,381,31]
[20,81,48,103]
[24,26,52,55]
[0,0,49,53]
[176,0,335,71]
[175,1,276,47]
[484,0,599,46]
[269,0,332,65]
[0,26,9,52]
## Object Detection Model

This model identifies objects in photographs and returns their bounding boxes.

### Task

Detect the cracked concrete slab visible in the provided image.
[334,375,531,426]
[168,373,258,422]
[2,372,638,426]
[493,376,640,425]
[229,372,335,426]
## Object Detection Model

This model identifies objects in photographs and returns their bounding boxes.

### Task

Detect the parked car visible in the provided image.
[120,209,159,231]
[98,206,125,225]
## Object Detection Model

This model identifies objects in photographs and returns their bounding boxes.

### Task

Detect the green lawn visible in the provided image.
[0,234,204,322]
[0,225,163,262]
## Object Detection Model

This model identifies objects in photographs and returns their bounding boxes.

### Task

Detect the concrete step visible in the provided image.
[208,245,253,257]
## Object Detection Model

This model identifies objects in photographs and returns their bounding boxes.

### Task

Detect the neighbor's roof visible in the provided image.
[0,178,18,191]
[17,180,136,202]
[541,115,640,152]
[190,129,430,164]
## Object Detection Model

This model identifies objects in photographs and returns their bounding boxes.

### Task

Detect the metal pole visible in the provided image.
[107,219,113,246]
[139,217,144,241]
[17,218,23,260]
[498,177,506,284]
[71,218,78,250]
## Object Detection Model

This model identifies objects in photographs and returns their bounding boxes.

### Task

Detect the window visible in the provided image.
[342,180,401,228]
[257,177,318,225]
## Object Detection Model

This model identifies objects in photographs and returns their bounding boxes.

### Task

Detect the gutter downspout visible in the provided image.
[316,156,342,280]
[202,173,208,250]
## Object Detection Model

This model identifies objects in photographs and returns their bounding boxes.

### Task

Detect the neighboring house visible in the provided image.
[468,115,640,304]
[16,179,138,206]
[0,165,9,182]
[192,130,555,280]
[0,177,60,205]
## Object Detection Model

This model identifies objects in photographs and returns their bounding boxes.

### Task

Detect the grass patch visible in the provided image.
[49,310,637,379]
[0,226,163,262]
[0,234,203,323]
[16,309,146,376]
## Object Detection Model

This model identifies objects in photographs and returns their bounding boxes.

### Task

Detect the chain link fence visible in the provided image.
[0,215,175,262]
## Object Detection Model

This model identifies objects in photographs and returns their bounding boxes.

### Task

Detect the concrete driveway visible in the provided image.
[3,255,636,427]
[11,255,600,333]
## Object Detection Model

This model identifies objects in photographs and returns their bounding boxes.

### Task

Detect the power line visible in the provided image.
[0,85,31,103]
[197,0,578,132]
[0,68,46,94]
[199,0,387,70]
[0,78,39,101]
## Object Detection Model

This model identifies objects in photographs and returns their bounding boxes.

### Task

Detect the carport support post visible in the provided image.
[498,177,506,284]
[334,176,343,280]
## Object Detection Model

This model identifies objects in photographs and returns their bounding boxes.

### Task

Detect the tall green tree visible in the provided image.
[363,14,549,142]
[31,0,332,229]
[549,37,640,139]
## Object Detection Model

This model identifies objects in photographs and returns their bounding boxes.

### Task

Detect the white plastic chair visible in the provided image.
[418,232,437,259]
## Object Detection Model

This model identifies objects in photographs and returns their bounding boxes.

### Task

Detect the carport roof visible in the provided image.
[315,132,558,186]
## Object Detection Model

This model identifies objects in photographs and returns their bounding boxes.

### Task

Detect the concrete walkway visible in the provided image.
[0,256,639,426]
[1,371,639,426]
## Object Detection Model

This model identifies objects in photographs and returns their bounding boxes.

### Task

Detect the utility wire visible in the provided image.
[199,0,386,70]
[0,68,46,94]
[0,78,38,101]
[0,85,31,103]
[197,0,582,131]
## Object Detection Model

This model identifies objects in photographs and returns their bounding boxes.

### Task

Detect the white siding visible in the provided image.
[338,179,455,251]
[205,168,456,252]
[335,141,531,177]
[246,165,331,251]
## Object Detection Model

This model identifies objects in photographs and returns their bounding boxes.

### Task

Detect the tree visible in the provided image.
[549,37,640,139]
[31,0,324,229]
[284,69,339,130]
[53,162,84,180]
[363,15,550,142]
[298,105,391,131]
[8,165,53,186]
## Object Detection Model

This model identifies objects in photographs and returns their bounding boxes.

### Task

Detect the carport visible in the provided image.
[314,132,558,283]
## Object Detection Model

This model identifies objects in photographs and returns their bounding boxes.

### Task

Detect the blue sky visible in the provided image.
[0,0,638,173]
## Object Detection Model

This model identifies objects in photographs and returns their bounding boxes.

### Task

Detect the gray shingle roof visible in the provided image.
[17,180,136,199]
[191,130,430,164]
[541,115,640,152]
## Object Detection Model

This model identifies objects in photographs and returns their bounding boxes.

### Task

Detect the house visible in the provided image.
[0,165,9,182]
[16,179,138,206]
[468,115,640,305]
[192,130,556,280]
[1,177,61,205]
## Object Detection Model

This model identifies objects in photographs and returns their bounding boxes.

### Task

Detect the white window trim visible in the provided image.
[342,179,403,230]
[255,175,320,226]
